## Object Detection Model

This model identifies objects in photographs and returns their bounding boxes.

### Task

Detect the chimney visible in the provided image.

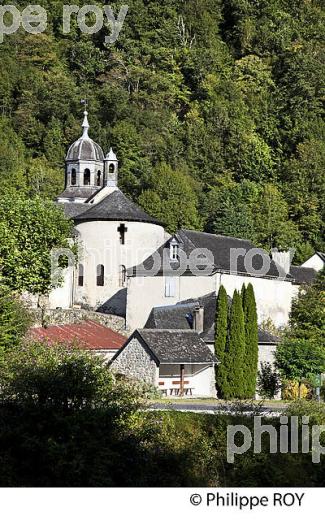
[193,306,204,334]
[271,249,294,276]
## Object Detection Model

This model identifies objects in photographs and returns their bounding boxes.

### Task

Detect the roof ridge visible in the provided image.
[139,328,200,333]
[180,228,253,244]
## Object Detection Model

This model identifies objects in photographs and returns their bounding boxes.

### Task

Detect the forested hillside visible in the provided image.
[0,0,324,261]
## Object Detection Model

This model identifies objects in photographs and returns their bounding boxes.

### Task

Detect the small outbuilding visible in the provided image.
[29,320,126,360]
[110,329,218,397]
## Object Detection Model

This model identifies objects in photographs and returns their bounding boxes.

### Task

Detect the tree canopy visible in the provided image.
[0,0,323,260]
[0,195,73,295]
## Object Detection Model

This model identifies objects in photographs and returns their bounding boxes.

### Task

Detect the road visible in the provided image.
[148,401,286,416]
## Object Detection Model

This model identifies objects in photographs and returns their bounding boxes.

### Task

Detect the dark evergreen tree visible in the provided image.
[242,283,259,398]
[214,285,229,397]
[223,290,246,399]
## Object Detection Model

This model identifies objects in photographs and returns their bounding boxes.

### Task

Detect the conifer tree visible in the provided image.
[223,290,246,399]
[214,285,228,397]
[242,283,259,398]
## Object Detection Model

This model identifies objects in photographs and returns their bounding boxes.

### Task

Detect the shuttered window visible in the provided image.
[165,277,176,297]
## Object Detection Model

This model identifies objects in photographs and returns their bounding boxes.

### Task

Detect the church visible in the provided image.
[46,110,320,397]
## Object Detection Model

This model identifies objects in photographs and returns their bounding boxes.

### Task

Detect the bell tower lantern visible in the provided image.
[104,148,118,187]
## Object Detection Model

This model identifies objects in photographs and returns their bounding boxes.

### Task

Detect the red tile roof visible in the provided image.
[29,320,126,351]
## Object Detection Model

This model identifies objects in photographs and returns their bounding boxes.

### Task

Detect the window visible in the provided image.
[165,277,176,298]
[171,244,179,261]
[119,265,127,287]
[97,170,101,186]
[109,163,115,174]
[78,264,84,287]
[96,264,104,286]
[71,169,76,186]
[170,239,179,261]
[84,168,91,186]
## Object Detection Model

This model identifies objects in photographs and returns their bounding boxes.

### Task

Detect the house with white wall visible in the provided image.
[110,329,217,397]
[126,229,294,331]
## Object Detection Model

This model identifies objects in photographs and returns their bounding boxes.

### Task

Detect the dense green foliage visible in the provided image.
[275,268,325,396]
[0,0,323,251]
[1,349,325,488]
[242,283,259,397]
[0,283,31,352]
[275,338,325,395]
[288,268,325,343]
[0,195,73,295]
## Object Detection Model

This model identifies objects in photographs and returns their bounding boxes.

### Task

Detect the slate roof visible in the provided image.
[57,202,90,219]
[132,329,217,364]
[74,189,162,225]
[57,187,100,201]
[29,320,126,351]
[145,293,280,345]
[128,229,290,280]
[66,137,104,162]
[290,266,317,285]
[257,328,280,345]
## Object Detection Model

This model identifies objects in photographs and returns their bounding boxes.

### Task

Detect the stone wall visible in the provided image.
[30,308,129,336]
[110,337,158,385]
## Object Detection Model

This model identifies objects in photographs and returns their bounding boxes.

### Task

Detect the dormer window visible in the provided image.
[170,239,179,261]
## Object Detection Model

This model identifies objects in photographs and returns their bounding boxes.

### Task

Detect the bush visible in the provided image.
[0,284,32,351]
[0,342,145,413]
[257,362,281,399]
[282,380,311,400]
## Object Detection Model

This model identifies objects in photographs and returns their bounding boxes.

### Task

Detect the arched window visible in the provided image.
[96,264,104,286]
[78,264,84,287]
[109,163,115,174]
[119,265,127,287]
[97,170,101,186]
[84,168,91,186]
[71,169,76,186]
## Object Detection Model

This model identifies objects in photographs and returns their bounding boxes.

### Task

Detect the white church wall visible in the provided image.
[73,220,165,313]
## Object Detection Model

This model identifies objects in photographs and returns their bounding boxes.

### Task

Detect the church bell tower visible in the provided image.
[104,148,119,187]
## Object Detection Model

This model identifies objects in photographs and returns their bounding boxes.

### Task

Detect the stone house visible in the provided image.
[110,329,218,397]
[143,292,280,397]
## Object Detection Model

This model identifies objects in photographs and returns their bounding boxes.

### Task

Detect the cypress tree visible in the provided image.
[223,290,246,399]
[242,283,259,398]
[241,284,246,303]
[214,285,228,397]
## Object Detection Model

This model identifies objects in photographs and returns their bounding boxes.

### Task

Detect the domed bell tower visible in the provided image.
[58,110,105,203]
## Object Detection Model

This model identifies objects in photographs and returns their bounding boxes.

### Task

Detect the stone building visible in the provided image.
[110,329,217,397]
